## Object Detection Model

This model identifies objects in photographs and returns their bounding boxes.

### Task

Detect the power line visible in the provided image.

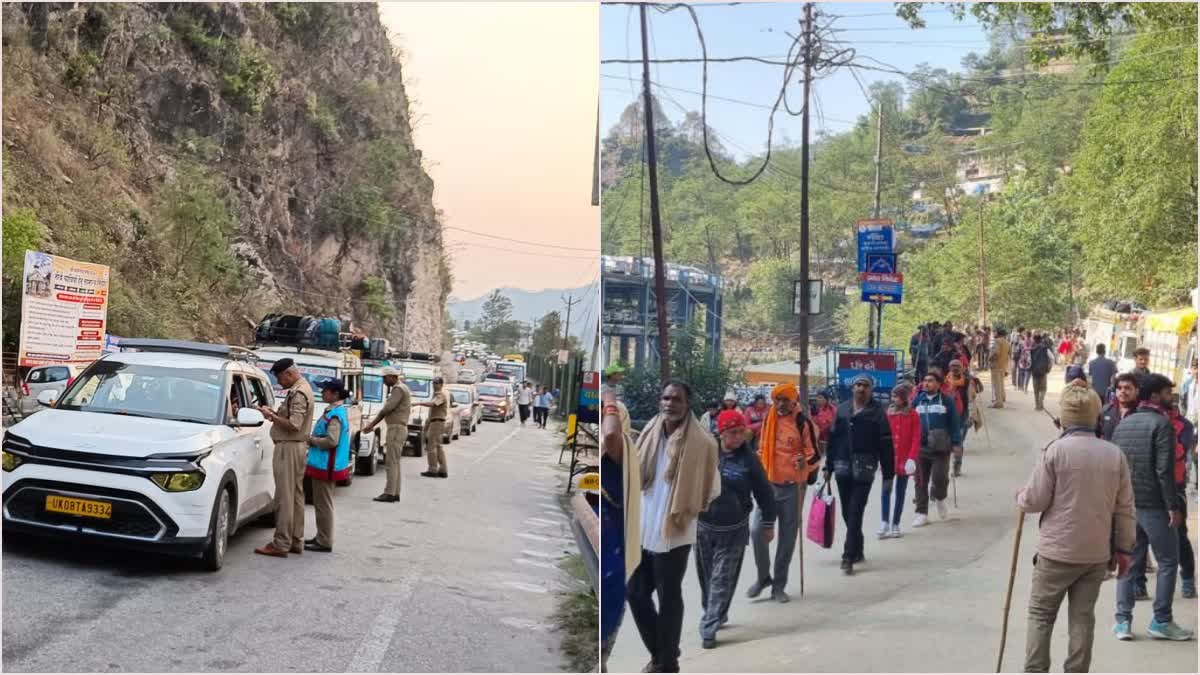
[443,226,597,252]
[446,241,597,261]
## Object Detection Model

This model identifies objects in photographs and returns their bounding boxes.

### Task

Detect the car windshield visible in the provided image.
[57,360,224,424]
[477,384,508,397]
[450,390,471,404]
[361,375,385,402]
[405,378,432,398]
[496,364,523,378]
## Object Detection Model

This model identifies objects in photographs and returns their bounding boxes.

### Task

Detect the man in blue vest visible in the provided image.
[304,379,353,552]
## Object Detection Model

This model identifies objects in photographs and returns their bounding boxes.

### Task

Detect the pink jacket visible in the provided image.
[887,408,921,475]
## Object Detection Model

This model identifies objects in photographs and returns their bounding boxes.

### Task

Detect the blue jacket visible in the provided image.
[306,404,352,482]
[913,390,962,448]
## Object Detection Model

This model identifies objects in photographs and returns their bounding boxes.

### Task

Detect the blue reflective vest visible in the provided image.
[306,404,352,482]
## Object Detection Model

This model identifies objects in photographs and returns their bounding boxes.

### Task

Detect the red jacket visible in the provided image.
[887,408,921,476]
[1170,413,1187,485]
[813,404,836,442]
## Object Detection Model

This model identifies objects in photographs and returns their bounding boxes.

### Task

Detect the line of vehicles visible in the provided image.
[2,316,534,571]
[1082,294,1198,385]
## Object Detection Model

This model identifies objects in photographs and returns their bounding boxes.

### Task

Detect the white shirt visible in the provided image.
[517,388,533,405]
[639,427,719,553]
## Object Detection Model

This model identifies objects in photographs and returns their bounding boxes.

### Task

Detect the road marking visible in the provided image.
[516,532,551,542]
[346,577,416,672]
[520,549,563,559]
[473,427,521,464]
[515,558,559,570]
[503,581,548,594]
[525,516,566,526]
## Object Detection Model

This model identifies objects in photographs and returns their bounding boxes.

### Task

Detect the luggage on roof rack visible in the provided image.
[256,314,352,351]
[388,350,438,363]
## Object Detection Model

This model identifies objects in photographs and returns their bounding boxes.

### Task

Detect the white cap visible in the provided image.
[382,367,400,377]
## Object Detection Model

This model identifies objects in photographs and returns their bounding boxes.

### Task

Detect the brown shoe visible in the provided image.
[290,544,304,555]
[254,543,288,558]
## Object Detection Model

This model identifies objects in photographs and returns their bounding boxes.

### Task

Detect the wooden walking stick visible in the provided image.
[997,510,1026,673]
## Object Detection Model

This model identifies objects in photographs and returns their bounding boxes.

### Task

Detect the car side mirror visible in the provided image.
[234,408,266,427]
[37,390,59,407]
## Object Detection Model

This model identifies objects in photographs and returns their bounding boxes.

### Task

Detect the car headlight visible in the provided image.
[2,451,22,472]
[149,471,205,492]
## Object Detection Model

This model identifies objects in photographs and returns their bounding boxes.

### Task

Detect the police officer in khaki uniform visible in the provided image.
[363,367,411,502]
[418,377,450,478]
[255,358,316,558]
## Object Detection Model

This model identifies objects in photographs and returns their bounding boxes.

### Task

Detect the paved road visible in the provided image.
[2,416,583,672]
[610,371,1198,673]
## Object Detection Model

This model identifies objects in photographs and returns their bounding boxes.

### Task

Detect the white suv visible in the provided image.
[1,340,276,571]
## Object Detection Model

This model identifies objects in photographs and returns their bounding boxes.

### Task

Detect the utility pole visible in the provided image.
[640,3,671,383]
[797,2,814,402]
[558,296,578,395]
[978,197,988,327]
[868,102,885,349]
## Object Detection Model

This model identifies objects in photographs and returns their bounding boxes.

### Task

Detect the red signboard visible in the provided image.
[837,352,897,372]
[859,272,903,283]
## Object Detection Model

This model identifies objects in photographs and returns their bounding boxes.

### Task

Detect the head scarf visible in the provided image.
[771,382,799,402]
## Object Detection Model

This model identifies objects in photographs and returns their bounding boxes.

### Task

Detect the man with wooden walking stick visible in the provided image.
[746,383,821,603]
[1012,381,1137,672]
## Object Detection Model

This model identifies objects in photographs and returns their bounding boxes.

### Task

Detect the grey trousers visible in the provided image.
[750,482,802,592]
[1024,556,1107,673]
[695,523,748,641]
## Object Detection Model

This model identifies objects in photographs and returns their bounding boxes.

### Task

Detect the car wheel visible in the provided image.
[201,484,233,572]
[409,433,423,457]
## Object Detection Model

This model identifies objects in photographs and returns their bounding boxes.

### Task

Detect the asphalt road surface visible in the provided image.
[2,414,583,672]
[609,372,1198,673]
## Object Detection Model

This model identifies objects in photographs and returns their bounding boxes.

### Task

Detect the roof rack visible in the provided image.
[118,339,258,363]
[387,350,440,364]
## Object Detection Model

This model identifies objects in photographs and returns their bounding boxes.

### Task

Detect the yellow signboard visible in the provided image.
[18,251,110,367]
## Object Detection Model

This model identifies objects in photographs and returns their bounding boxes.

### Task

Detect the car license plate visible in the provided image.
[45,495,112,519]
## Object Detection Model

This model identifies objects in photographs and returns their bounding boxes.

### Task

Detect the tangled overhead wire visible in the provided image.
[651,2,854,186]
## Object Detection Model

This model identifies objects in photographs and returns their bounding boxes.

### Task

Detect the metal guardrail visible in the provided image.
[570,492,599,593]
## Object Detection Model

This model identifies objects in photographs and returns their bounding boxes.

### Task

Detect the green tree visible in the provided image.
[1,209,46,349]
[531,311,564,358]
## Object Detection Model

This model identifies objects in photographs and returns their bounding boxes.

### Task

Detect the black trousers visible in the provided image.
[533,406,549,427]
[836,475,874,564]
[627,545,691,672]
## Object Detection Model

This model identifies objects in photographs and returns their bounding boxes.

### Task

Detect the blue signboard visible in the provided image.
[856,221,894,272]
[865,253,896,275]
[861,282,903,304]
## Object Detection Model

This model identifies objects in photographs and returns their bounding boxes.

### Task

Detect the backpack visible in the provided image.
[1031,347,1051,376]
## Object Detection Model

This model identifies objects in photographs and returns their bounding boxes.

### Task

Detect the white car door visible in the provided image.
[226,374,265,520]
[243,373,276,511]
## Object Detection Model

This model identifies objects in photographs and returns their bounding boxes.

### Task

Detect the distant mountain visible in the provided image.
[449,285,598,346]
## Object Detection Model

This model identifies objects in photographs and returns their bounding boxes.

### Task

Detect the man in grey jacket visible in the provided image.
[1110,374,1194,642]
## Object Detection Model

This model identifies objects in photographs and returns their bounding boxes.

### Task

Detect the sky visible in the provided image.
[378,2,600,301]
[600,1,990,156]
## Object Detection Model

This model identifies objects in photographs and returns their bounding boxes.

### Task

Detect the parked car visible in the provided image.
[20,364,82,416]
[447,384,482,436]
[2,340,276,571]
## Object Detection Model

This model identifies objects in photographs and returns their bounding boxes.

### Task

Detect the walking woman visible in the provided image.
[695,411,776,649]
[304,379,353,552]
[1018,333,1034,393]
[880,382,920,539]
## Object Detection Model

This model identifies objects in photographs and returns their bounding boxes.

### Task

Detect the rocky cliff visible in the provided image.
[1,2,448,351]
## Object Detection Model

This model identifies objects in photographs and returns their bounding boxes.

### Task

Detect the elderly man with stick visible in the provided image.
[1013,382,1136,672]
[746,383,821,603]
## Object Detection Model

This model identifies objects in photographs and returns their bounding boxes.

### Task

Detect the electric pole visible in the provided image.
[978,197,988,327]
[868,102,885,349]
[640,3,672,384]
[557,296,579,394]
[797,2,814,402]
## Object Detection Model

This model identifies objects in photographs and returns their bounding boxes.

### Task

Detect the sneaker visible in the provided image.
[936,499,948,520]
[701,638,717,650]
[1182,578,1196,599]
[771,588,791,603]
[912,513,929,528]
[1114,621,1133,641]
[889,524,903,538]
[746,578,770,599]
[1147,620,1195,641]
[876,522,890,539]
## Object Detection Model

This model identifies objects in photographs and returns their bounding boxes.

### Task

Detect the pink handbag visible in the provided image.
[806,479,837,549]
